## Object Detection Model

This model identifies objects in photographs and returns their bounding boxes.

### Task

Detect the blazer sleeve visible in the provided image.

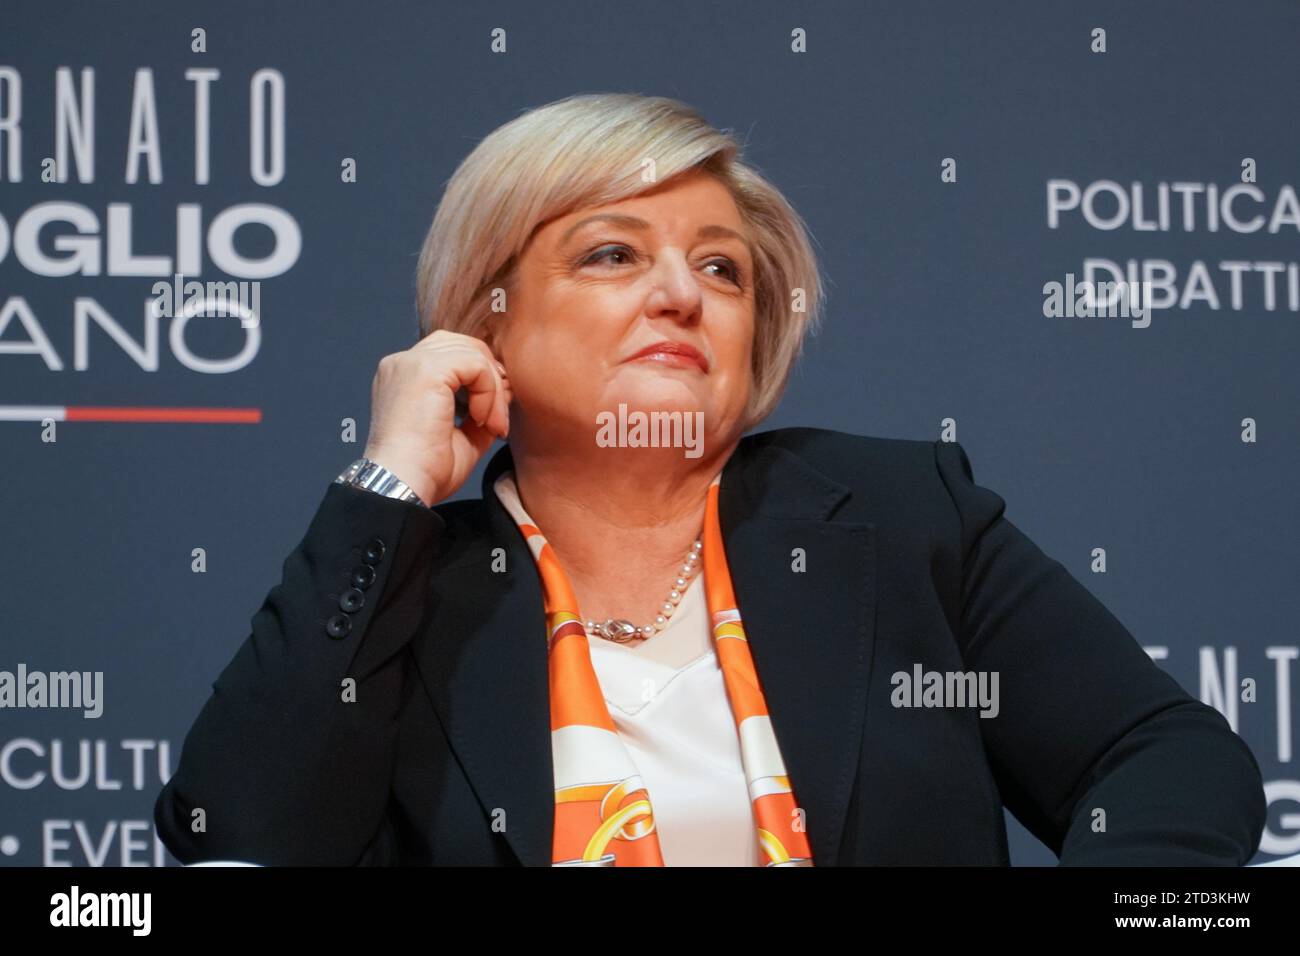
[932,440,1267,865]
[153,481,446,866]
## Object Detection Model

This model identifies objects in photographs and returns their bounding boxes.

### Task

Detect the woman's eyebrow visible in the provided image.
[559,214,752,252]
[560,213,648,244]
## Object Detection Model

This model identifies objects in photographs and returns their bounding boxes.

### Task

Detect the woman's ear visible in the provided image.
[482,316,509,364]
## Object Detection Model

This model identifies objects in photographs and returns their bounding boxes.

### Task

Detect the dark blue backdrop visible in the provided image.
[1,0,1297,868]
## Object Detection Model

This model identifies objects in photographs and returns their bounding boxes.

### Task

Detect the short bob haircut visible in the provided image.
[415,92,826,431]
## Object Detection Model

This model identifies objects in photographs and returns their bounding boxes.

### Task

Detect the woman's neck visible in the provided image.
[508,438,738,627]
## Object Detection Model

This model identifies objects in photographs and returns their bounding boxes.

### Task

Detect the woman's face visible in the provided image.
[494,169,756,455]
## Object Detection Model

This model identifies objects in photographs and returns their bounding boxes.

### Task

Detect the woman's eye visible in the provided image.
[705,258,743,285]
[582,244,635,267]
[580,246,743,286]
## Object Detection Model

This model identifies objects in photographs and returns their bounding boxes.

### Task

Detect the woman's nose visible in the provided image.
[644,253,704,319]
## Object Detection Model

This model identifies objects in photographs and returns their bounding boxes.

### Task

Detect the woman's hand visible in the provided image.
[361,330,511,506]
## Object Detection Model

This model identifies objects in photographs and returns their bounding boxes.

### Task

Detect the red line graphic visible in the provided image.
[64,406,263,423]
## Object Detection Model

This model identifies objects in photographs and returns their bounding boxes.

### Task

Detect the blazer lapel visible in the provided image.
[718,440,877,866]
[411,442,554,867]
[412,437,877,867]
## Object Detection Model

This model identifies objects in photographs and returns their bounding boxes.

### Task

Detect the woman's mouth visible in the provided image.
[625,341,709,372]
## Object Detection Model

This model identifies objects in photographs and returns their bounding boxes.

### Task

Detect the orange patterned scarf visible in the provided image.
[494,469,814,867]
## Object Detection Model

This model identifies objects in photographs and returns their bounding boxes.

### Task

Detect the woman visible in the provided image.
[154,92,1266,867]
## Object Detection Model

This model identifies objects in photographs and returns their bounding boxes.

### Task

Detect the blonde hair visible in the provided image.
[414,92,826,430]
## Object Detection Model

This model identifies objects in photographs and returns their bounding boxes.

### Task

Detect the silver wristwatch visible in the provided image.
[334,457,427,507]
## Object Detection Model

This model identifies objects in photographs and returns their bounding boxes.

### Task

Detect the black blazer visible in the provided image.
[155,427,1267,866]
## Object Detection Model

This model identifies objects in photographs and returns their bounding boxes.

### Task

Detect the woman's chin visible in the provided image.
[597,377,710,416]
[597,392,706,419]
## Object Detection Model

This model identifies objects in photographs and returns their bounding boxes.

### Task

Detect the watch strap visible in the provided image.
[334,457,426,507]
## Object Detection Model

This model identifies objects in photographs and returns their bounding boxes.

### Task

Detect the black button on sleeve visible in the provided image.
[351,564,376,590]
[325,614,352,639]
[339,588,365,613]
[362,538,386,565]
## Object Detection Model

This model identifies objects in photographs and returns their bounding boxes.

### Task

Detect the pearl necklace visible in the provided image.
[583,537,703,644]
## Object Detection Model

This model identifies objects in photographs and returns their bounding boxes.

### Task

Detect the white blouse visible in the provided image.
[584,574,762,866]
